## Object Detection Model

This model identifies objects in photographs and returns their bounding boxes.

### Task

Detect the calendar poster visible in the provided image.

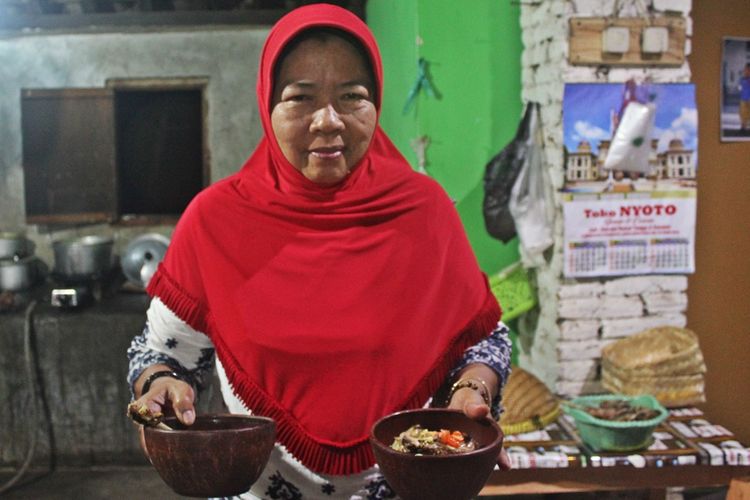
[563,194,696,277]
[562,83,697,277]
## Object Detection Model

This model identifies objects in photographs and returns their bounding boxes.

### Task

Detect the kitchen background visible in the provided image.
[0,0,748,485]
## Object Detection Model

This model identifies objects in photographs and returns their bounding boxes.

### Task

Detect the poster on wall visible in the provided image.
[562,83,697,278]
[721,37,750,142]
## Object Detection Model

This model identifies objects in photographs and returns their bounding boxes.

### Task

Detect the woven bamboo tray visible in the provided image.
[602,326,703,374]
[601,370,706,407]
[602,354,706,379]
[499,368,560,435]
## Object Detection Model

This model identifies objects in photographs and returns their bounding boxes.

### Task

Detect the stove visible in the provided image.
[50,286,92,308]
[49,267,124,309]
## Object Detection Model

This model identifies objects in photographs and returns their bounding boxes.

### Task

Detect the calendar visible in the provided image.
[566,241,607,274]
[563,194,696,277]
[609,239,648,272]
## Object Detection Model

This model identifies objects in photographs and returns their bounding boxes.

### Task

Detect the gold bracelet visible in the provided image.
[446,377,492,407]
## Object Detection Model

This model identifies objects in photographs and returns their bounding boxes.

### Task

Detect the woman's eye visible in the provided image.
[343,92,366,101]
[285,94,310,102]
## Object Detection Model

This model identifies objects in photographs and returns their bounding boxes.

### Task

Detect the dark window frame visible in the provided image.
[21,77,210,227]
[109,77,210,226]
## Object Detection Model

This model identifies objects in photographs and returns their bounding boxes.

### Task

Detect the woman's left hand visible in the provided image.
[446,371,512,471]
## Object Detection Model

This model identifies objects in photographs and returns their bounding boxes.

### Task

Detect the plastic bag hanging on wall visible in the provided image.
[603,79,657,173]
[604,101,656,173]
[509,103,554,266]
[482,102,538,243]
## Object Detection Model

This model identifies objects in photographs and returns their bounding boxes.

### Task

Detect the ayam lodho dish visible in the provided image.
[390,425,477,456]
[579,399,661,422]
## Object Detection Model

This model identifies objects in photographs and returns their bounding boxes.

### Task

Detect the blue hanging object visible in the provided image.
[403,57,438,114]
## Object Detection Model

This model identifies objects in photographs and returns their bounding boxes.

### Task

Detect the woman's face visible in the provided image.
[271,36,377,186]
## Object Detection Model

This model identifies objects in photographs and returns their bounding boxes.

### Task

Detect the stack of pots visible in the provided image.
[0,232,41,292]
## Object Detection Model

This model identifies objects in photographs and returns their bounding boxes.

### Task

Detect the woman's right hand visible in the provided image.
[131,366,196,457]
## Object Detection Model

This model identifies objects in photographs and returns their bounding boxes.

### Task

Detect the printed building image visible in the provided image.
[565,137,696,184]
[565,140,597,181]
[661,138,696,179]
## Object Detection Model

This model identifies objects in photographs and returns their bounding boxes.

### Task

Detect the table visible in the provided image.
[481,464,748,497]
[479,407,750,497]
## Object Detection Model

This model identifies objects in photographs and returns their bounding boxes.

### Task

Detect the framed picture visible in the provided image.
[721,37,750,142]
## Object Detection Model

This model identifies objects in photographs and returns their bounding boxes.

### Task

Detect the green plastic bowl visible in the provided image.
[562,394,668,452]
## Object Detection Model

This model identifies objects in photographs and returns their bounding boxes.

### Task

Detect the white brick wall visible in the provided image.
[642,291,689,313]
[653,0,691,14]
[558,282,604,299]
[557,339,611,361]
[556,379,605,397]
[601,313,687,339]
[516,0,693,398]
[558,297,602,319]
[560,319,600,340]
[559,359,599,382]
[557,295,644,319]
[603,275,688,295]
[600,296,646,318]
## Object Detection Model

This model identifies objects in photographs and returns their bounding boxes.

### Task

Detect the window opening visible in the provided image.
[115,89,204,218]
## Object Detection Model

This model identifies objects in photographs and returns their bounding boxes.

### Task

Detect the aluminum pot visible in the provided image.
[52,235,115,279]
[121,233,170,288]
[0,232,33,260]
[0,256,38,291]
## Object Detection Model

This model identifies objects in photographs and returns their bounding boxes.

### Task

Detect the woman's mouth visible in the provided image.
[310,147,344,160]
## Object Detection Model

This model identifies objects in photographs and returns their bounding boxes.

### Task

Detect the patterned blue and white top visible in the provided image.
[127,298,512,500]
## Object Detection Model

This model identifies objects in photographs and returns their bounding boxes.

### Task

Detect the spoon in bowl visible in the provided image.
[127,401,173,430]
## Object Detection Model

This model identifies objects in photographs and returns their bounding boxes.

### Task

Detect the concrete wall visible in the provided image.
[0,26,268,263]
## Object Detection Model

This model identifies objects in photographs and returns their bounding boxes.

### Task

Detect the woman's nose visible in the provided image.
[310,104,344,134]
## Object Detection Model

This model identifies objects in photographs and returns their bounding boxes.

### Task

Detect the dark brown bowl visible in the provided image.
[370,408,504,500]
[144,414,275,498]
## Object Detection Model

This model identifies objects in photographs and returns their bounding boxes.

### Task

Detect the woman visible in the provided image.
[128,4,512,498]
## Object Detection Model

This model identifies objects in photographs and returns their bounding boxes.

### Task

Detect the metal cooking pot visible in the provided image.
[121,233,170,288]
[52,235,115,279]
[0,255,39,291]
[0,232,33,260]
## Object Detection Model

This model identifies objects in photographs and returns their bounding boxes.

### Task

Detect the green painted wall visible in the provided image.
[367,0,522,275]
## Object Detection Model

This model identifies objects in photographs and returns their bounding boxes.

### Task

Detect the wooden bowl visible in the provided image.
[144,414,275,498]
[370,408,504,500]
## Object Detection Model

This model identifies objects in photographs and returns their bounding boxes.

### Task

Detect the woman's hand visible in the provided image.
[130,365,196,458]
[446,364,511,471]
[135,376,196,425]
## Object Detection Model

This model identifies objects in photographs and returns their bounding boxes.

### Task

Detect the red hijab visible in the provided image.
[147,4,501,475]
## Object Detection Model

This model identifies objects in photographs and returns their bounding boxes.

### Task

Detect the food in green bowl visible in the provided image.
[562,394,668,452]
